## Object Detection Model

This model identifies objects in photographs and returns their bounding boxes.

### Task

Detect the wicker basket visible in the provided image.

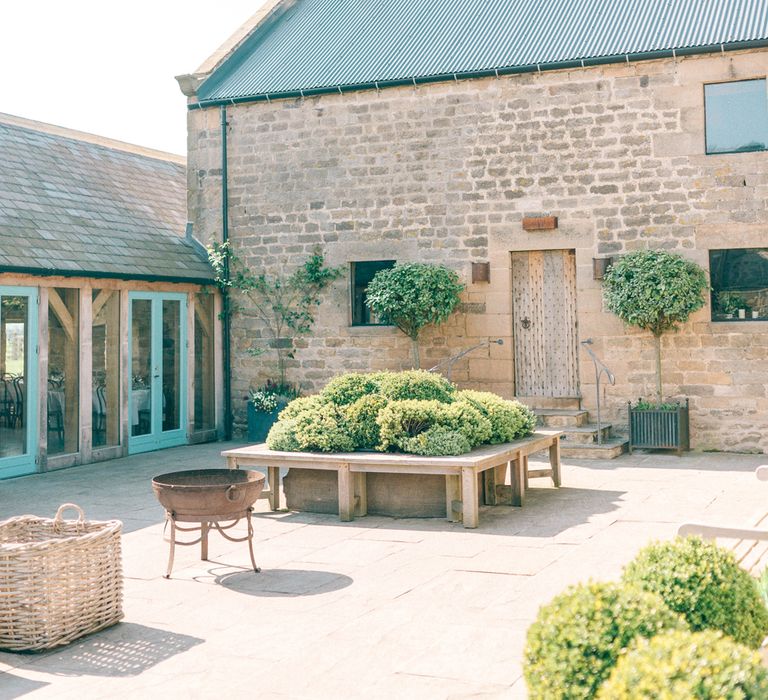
[0,503,123,651]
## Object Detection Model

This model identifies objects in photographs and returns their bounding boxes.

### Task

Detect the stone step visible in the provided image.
[517,396,581,410]
[559,438,628,460]
[535,409,590,428]
[559,424,613,445]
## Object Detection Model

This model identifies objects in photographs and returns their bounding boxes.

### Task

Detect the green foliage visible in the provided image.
[457,390,537,442]
[269,403,355,453]
[365,263,464,367]
[715,291,749,315]
[250,380,301,412]
[278,395,327,421]
[632,399,680,411]
[602,250,708,337]
[374,370,456,402]
[343,394,388,449]
[265,418,301,452]
[524,581,687,700]
[623,536,768,649]
[376,399,490,453]
[759,565,768,609]
[597,629,768,699]
[321,373,380,405]
[209,241,342,384]
[400,425,471,456]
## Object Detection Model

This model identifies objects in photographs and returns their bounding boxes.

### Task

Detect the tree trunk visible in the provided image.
[411,339,420,369]
[653,333,663,404]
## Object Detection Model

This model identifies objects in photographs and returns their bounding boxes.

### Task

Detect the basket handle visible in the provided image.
[54,503,85,524]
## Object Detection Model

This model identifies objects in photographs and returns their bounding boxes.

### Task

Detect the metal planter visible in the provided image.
[628,399,690,455]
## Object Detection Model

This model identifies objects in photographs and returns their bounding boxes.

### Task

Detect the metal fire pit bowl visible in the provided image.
[151,469,266,578]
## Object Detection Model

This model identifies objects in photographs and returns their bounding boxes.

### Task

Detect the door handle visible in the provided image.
[521,317,531,329]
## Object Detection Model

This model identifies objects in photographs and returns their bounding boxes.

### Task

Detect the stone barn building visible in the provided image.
[179,0,768,454]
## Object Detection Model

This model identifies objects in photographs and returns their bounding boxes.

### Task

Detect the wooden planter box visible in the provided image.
[628,400,690,455]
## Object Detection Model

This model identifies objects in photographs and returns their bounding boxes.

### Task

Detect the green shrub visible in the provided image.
[524,581,687,700]
[279,395,327,420]
[268,404,355,453]
[265,418,301,451]
[457,390,537,442]
[401,425,471,456]
[374,370,455,403]
[439,401,492,447]
[321,373,381,405]
[343,394,388,449]
[597,629,768,699]
[623,536,768,649]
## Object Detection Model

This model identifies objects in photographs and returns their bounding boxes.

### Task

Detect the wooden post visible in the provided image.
[267,466,280,510]
[337,463,353,522]
[445,474,462,522]
[187,294,196,439]
[461,467,479,529]
[104,291,120,447]
[79,286,93,463]
[511,451,525,507]
[119,291,130,453]
[354,472,367,517]
[550,436,562,487]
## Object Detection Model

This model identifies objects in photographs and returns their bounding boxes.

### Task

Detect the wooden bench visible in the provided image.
[678,465,768,575]
[222,431,562,529]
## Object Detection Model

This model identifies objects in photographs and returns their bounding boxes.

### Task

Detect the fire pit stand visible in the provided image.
[163,508,260,579]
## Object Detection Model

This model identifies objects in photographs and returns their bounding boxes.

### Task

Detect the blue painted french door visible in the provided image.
[0,287,39,478]
[128,292,188,454]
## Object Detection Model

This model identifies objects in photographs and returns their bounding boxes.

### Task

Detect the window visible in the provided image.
[351,260,395,325]
[710,248,768,321]
[705,79,768,155]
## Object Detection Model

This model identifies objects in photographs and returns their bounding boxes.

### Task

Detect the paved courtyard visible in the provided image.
[0,442,766,699]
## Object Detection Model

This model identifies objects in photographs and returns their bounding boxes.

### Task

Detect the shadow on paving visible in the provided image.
[214,566,354,596]
[0,674,49,698]
[4,623,203,677]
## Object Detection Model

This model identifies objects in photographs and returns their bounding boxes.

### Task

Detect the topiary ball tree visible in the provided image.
[602,249,707,403]
[523,581,687,699]
[623,536,768,649]
[365,262,464,368]
[597,629,768,699]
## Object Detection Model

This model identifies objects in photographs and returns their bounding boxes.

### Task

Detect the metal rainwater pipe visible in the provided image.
[220,105,233,440]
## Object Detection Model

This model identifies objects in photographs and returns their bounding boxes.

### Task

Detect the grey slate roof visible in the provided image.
[0,116,213,283]
[196,0,768,105]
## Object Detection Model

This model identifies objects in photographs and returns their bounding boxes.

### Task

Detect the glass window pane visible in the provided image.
[194,293,215,431]
[92,289,120,448]
[710,248,768,321]
[351,260,396,325]
[705,79,768,154]
[48,288,79,455]
[162,300,181,432]
[1,296,28,458]
[131,299,152,437]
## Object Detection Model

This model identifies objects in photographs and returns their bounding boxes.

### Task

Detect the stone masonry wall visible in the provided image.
[188,49,768,452]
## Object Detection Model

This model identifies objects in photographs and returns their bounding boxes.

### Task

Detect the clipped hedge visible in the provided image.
[623,536,768,649]
[266,370,536,456]
[597,629,768,699]
[523,581,687,700]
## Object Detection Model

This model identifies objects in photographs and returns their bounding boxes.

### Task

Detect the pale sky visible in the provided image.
[0,2,261,155]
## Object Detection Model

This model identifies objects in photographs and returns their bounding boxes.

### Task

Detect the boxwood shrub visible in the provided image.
[597,629,768,699]
[523,581,687,700]
[266,370,536,456]
[623,536,768,649]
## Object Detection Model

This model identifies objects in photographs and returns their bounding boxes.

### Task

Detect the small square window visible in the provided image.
[710,248,768,321]
[705,79,768,155]
[351,260,395,325]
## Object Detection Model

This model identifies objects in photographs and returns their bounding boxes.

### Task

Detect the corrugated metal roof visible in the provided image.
[197,0,768,104]
[0,118,214,284]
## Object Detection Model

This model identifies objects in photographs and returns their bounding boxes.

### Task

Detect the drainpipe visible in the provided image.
[220,105,233,440]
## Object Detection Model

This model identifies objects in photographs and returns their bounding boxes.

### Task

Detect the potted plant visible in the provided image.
[602,249,708,454]
[364,262,464,368]
[247,380,300,442]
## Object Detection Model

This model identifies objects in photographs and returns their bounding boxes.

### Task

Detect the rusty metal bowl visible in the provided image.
[151,469,266,521]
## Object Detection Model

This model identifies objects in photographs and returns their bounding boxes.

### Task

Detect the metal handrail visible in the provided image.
[428,339,504,381]
[580,338,615,445]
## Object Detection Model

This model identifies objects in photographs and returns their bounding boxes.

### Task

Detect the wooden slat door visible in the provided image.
[511,250,579,397]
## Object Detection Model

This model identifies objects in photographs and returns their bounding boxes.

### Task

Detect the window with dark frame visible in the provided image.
[351,260,396,326]
[704,79,768,155]
[710,248,768,321]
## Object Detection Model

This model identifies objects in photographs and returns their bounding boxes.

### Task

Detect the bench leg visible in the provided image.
[337,464,353,522]
[549,438,562,487]
[445,475,461,522]
[483,468,497,506]
[511,455,524,507]
[354,472,367,517]
[268,466,281,511]
[461,467,479,529]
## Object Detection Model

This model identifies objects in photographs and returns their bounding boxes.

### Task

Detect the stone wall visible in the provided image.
[188,48,768,452]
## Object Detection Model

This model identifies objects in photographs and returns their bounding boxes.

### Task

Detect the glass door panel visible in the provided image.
[0,287,38,478]
[128,293,187,454]
[92,289,120,448]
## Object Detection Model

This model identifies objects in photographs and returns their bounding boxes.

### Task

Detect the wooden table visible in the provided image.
[222,431,562,529]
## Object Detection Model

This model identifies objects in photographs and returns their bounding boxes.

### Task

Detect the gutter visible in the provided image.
[0,265,214,286]
[189,39,768,110]
[220,105,233,441]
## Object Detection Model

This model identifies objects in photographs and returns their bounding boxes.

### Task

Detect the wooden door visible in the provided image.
[511,250,579,397]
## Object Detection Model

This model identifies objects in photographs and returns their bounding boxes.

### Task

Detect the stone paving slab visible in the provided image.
[0,442,766,699]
